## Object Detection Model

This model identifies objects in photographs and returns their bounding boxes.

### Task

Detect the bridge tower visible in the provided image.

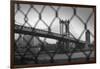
[85,30,90,49]
[85,23,90,49]
[58,19,70,52]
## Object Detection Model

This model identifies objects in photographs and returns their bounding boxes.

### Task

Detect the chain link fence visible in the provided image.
[14,3,95,65]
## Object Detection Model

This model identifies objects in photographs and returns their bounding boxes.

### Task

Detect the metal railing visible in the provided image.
[14,3,94,64]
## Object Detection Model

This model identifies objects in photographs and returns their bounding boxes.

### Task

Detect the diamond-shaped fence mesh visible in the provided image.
[14,3,95,65]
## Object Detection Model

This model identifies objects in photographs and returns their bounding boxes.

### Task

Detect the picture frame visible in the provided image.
[11,0,96,68]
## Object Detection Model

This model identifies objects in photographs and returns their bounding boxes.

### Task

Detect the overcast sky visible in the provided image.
[15,4,94,44]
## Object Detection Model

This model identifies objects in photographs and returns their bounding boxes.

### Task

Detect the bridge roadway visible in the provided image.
[15,24,93,45]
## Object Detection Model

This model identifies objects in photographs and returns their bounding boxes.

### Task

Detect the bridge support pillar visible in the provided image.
[85,30,90,49]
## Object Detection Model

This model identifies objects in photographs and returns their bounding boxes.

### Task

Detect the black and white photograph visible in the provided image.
[11,0,96,68]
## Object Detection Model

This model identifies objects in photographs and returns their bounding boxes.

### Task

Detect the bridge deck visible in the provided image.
[15,24,93,45]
